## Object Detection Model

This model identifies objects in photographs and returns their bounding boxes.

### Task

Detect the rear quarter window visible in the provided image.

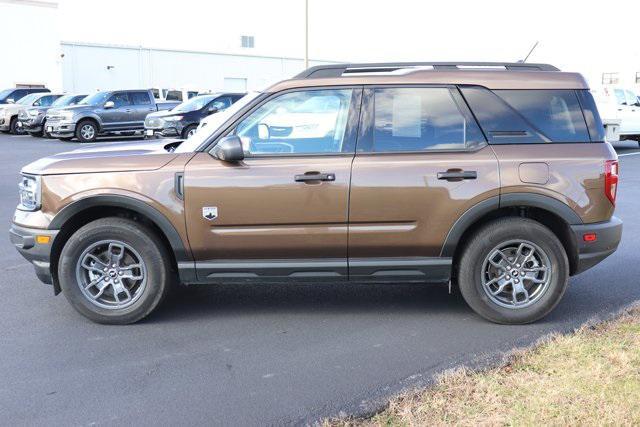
[461,87,591,143]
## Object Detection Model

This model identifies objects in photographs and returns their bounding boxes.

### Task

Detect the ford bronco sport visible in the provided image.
[10,62,622,325]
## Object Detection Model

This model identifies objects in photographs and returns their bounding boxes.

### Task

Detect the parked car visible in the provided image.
[594,86,640,145]
[18,94,87,137]
[151,88,201,102]
[145,93,245,139]
[0,87,50,105]
[10,62,622,325]
[0,92,57,134]
[45,89,180,142]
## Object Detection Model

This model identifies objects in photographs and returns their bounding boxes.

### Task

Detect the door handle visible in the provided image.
[437,170,477,181]
[295,172,336,182]
[125,109,132,113]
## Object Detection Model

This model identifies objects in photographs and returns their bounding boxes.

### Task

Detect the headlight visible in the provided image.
[163,115,183,121]
[18,174,41,211]
[27,109,39,116]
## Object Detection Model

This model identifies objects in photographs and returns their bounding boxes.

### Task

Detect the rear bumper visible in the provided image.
[9,224,58,286]
[570,216,622,274]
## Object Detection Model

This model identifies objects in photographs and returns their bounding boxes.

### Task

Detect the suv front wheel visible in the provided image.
[75,120,98,143]
[457,217,569,324]
[58,218,173,324]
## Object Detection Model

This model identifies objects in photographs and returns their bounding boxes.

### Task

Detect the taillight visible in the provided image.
[605,160,619,205]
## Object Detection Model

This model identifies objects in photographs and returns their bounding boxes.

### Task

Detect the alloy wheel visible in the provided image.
[481,240,551,309]
[75,240,147,310]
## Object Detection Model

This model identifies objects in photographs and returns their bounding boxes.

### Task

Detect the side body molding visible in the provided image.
[48,195,195,281]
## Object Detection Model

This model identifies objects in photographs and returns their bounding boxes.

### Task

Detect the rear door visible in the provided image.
[348,86,500,282]
[184,87,362,282]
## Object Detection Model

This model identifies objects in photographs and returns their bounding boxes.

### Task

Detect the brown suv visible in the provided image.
[10,62,622,325]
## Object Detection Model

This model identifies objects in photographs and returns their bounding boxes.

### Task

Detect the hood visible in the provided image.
[22,139,184,176]
[146,108,185,118]
[56,104,95,113]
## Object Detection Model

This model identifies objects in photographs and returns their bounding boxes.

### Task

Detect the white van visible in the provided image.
[594,87,640,144]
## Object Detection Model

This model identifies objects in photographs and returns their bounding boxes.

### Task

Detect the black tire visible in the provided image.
[41,120,52,138]
[182,124,197,139]
[75,119,98,143]
[30,130,44,137]
[9,117,25,135]
[58,218,173,324]
[457,217,569,325]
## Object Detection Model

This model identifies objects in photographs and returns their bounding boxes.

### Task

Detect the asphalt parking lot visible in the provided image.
[1,134,639,426]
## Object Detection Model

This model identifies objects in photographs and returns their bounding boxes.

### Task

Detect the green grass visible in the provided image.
[329,306,640,426]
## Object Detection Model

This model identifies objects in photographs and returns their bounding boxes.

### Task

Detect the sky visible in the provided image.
[57,0,640,85]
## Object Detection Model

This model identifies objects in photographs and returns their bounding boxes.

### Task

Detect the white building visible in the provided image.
[0,0,62,89]
[60,41,335,94]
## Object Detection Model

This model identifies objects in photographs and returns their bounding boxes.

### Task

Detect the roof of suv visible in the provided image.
[267,62,589,92]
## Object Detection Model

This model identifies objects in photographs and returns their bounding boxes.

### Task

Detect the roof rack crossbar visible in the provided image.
[295,62,560,79]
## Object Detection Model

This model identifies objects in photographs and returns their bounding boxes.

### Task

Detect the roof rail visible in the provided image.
[294,62,560,79]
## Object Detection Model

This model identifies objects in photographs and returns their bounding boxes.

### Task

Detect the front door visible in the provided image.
[184,87,362,282]
[101,92,131,130]
[348,86,500,282]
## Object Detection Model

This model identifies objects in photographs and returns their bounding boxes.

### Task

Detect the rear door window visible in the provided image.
[360,87,485,152]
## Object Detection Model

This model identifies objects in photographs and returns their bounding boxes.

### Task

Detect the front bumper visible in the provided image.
[47,120,77,138]
[570,216,622,274]
[9,224,59,286]
[18,117,45,133]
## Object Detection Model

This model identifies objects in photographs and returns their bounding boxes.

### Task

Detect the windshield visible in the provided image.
[172,95,217,113]
[79,92,111,106]
[53,94,85,107]
[0,89,13,99]
[175,91,262,153]
[16,94,41,105]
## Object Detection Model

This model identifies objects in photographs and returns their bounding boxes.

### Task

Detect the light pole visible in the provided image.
[304,0,309,69]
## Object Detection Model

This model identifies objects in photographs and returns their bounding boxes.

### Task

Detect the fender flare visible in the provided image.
[440,193,582,257]
[48,194,192,264]
[76,114,103,131]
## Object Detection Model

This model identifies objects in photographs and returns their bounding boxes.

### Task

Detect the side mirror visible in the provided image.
[6,98,14,104]
[104,101,115,109]
[208,106,219,114]
[212,135,244,162]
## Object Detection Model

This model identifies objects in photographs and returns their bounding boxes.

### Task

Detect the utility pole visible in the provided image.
[304,0,309,69]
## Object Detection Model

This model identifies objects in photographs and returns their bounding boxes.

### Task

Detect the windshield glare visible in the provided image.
[16,94,41,105]
[173,95,217,113]
[0,89,13,99]
[79,92,110,106]
[175,92,261,153]
[53,94,84,107]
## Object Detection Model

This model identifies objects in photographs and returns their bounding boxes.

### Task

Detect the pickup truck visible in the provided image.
[46,89,179,142]
[594,86,640,146]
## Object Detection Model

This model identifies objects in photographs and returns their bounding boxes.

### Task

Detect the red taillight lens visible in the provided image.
[605,160,619,206]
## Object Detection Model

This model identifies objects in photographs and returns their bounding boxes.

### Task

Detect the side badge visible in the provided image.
[202,207,218,221]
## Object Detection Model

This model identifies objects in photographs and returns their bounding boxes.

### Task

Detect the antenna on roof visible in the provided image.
[520,41,540,63]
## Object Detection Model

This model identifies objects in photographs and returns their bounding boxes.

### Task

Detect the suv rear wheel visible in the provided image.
[75,120,98,143]
[457,217,569,324]
[58,218,173,324]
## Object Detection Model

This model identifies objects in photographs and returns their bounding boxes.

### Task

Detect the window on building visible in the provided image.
[602,72,619,85]
[241,35,255,48]
[636,72,640,84]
